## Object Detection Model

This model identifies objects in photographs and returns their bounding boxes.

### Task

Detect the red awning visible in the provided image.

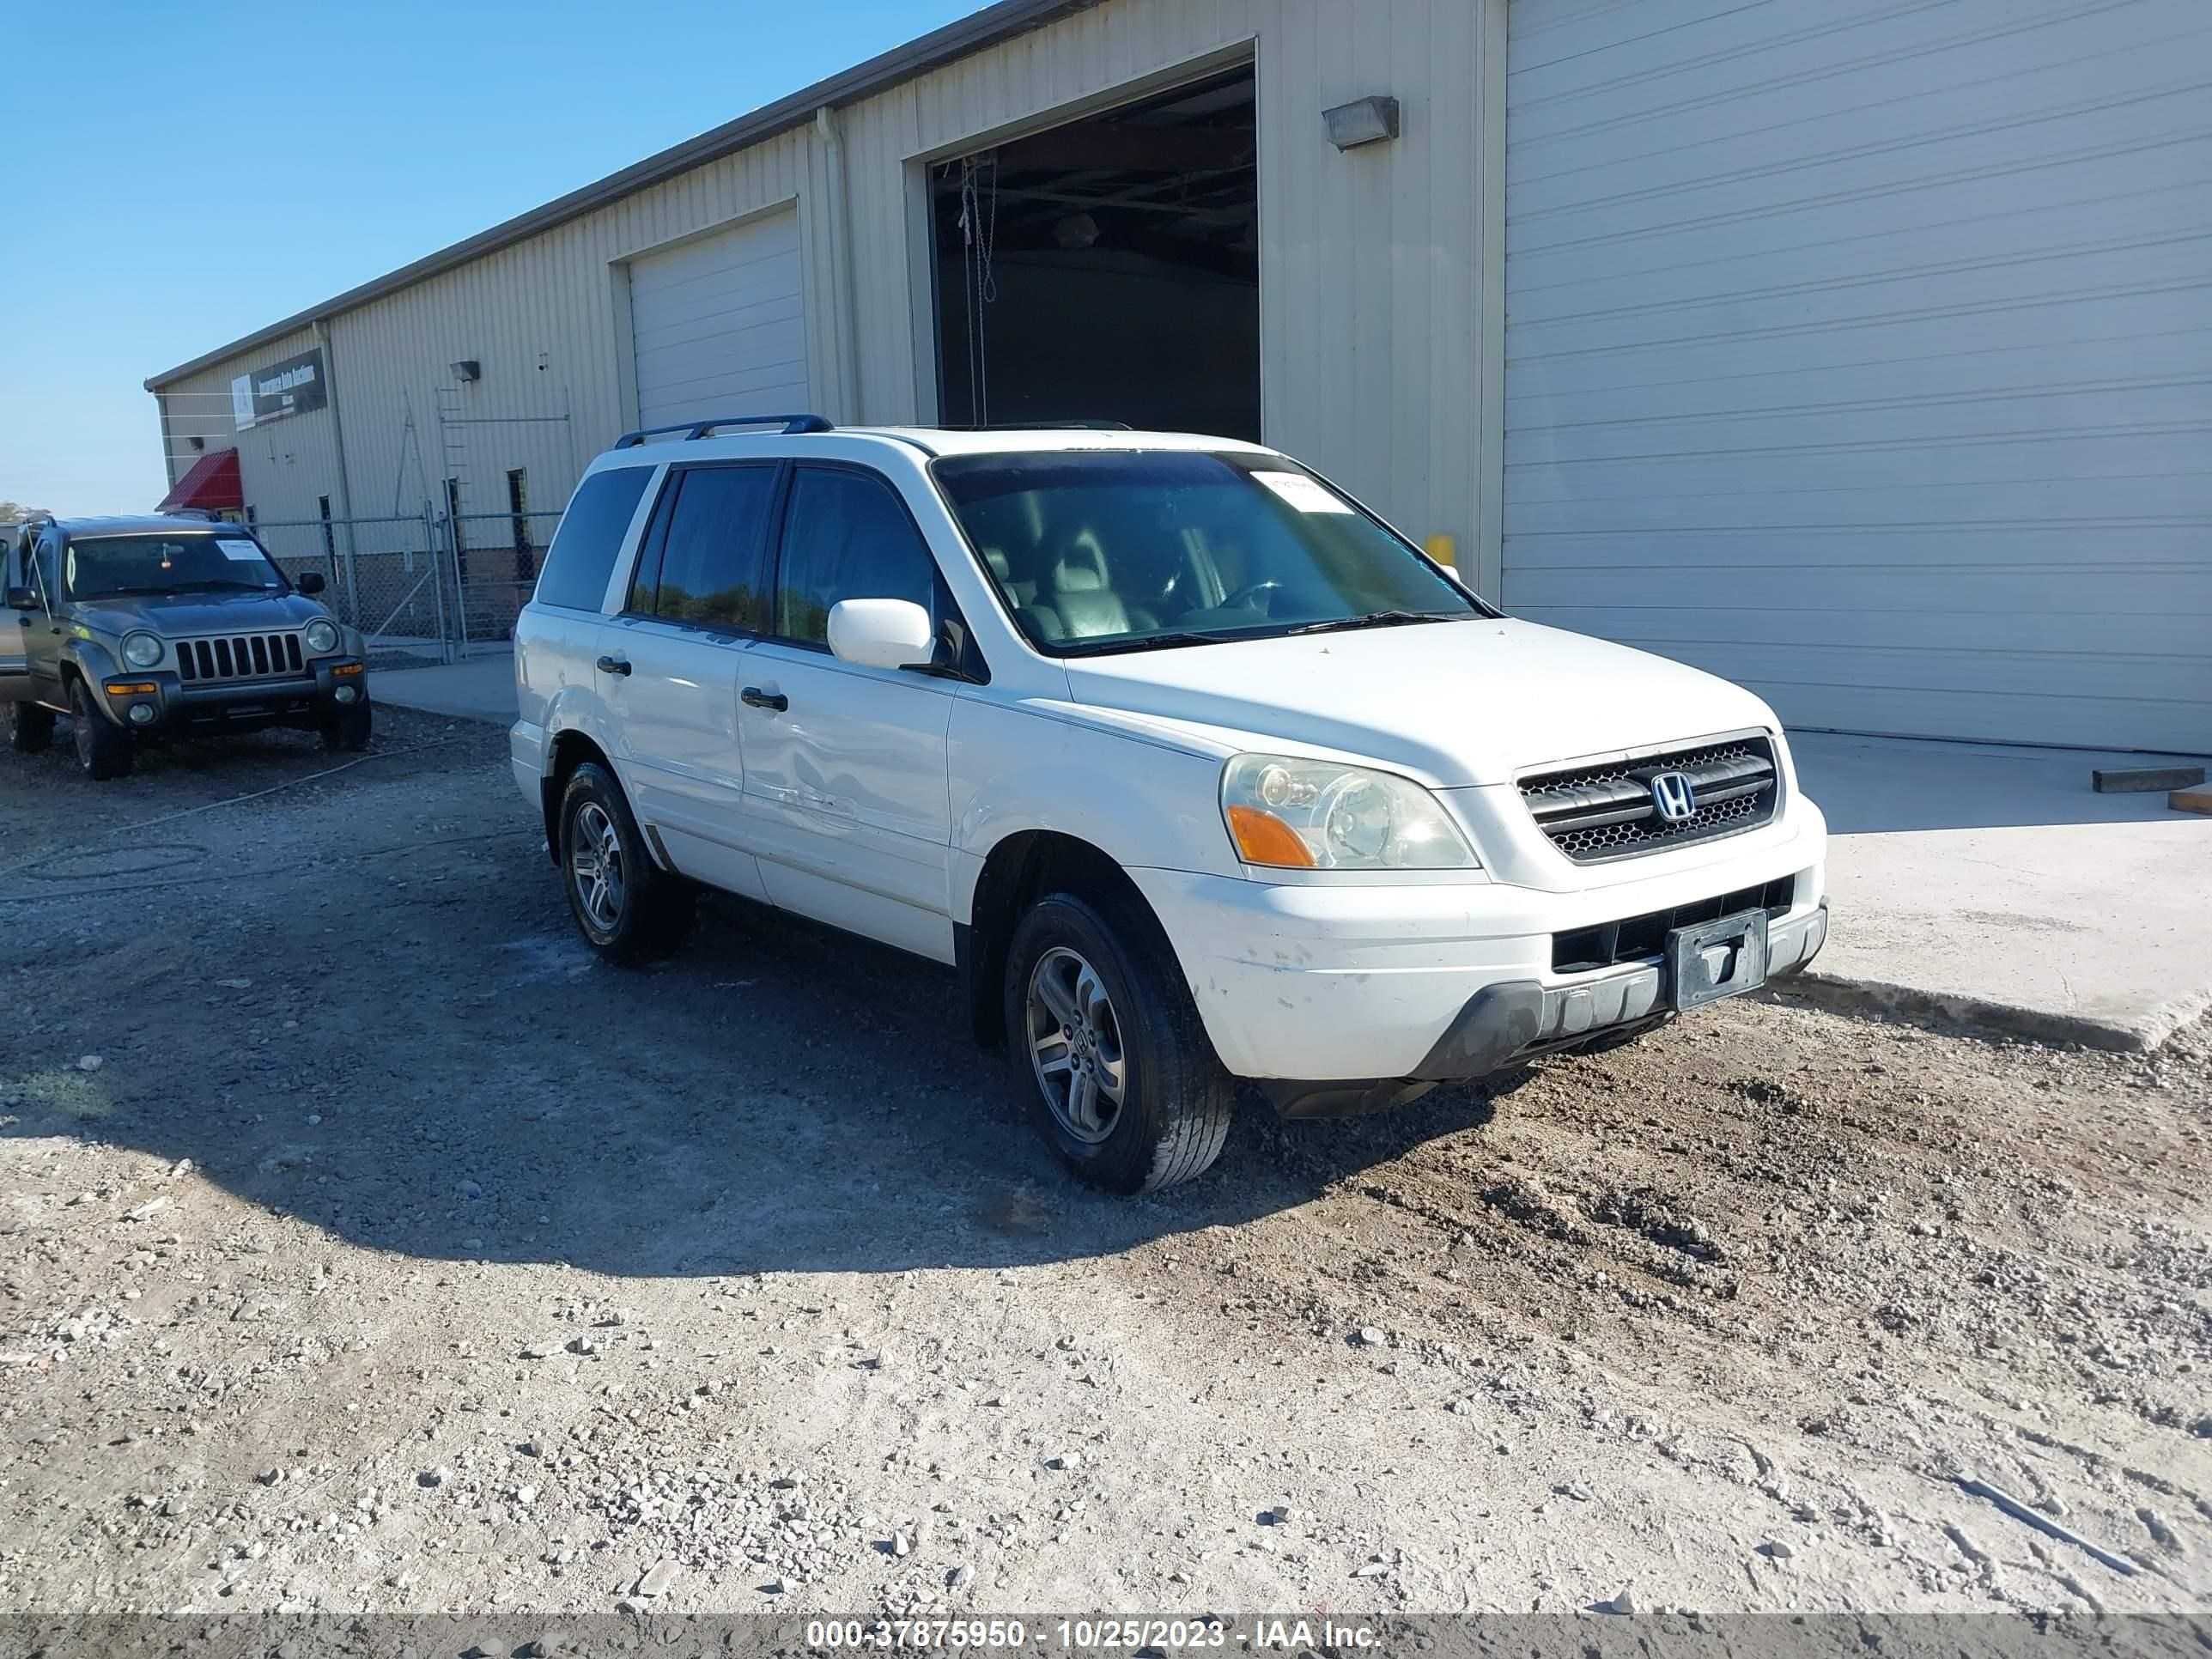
[156,447,243,513]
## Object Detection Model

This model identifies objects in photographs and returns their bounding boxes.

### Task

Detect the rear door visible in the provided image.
[604,460,782,903]
[738,463,960,963]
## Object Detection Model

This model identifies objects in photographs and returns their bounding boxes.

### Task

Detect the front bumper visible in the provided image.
[100,659,368,732]
[1129,805,1826,1109]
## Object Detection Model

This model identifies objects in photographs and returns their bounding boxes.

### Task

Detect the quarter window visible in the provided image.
[774,468,938,647]
[635,465,777,631]
[534,467,652,612]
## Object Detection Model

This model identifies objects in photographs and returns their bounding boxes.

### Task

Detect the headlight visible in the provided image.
[1221,753,1478,871]
[304,619,341,655]
[122,632,163,670]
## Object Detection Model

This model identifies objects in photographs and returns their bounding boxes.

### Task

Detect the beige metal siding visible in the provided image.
[1501,0,2212,751]
[149,0,1506,581]
[155,324,342,526]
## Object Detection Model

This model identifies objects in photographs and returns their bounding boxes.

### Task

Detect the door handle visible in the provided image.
[596,655,631,677]
[741,686,788,712]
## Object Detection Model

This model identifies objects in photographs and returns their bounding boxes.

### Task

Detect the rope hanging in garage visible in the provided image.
[956,154,1000,426]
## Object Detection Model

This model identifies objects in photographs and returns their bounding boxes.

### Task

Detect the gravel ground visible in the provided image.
[0,709,2206,1619]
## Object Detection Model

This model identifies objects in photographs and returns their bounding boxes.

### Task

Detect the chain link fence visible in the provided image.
[251,507,562,658]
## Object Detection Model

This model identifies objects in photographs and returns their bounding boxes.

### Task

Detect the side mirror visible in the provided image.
[827,598,935,672]
[4,586,36,611]
[296,570,327,596]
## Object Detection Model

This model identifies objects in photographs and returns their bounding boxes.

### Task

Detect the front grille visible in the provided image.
[1520,733,1780,863]
[1553,875,1797,974]
[173,633,305,683]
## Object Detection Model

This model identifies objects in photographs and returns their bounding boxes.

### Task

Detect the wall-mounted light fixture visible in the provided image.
[451,360,482,383]
[1323,95,1401,150]
[189,435,206,452]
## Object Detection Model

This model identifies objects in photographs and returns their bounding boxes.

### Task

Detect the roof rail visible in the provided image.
[613,413,833,448]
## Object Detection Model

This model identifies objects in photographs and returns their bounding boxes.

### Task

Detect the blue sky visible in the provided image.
[0,0,981,514]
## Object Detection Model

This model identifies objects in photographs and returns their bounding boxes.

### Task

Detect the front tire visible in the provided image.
[321,697,373,753]
[558,762,696,963]
[1003,892,1234,1194]
[6,699,54,755]
[70,680,133,781]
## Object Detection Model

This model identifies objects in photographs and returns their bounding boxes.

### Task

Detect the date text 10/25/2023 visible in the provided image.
[803,1618,1381,1651]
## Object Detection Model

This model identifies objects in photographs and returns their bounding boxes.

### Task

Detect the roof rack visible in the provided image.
[613,412,833,448]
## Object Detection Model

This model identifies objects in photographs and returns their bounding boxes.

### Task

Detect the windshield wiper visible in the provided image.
[1283,610,1462,637]
[1065,631,1227,656]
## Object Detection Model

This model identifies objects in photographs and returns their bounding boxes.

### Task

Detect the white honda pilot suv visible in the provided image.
[513,416,1828,1193]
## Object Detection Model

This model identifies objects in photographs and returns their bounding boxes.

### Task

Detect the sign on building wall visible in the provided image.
[229,348,328,430]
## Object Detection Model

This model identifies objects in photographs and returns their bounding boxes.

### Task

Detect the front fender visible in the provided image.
[66,636,125,719]
[948,698,1242,923]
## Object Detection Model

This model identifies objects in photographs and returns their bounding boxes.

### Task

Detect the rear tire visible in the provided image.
[321,697,373,753]
[70,679,132,781]
[558,762,696,963]
[1003,891,1234,1194]
[6,699,53,755]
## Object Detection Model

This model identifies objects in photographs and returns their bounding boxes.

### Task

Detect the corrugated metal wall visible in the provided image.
[155,324,345,524]
[147,0,1508,586]
[1500,0,2212,751]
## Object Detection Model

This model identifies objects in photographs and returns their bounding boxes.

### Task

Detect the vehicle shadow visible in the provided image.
[0,858,1527,1280]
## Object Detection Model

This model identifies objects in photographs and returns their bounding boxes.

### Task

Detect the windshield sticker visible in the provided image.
[216,539,266,563]
[1252,471,1353,514]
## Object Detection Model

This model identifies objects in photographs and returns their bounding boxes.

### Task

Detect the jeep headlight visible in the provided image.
[304,619,341,655]
[1221,754,1478,871]
[122,631,163,670]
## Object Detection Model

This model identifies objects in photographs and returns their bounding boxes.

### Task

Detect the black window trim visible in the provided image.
[762,459,989,685]
[619,457,787,639]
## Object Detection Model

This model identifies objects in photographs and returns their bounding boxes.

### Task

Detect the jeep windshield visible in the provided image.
[930,451,1488,656]
[65,534,285,600]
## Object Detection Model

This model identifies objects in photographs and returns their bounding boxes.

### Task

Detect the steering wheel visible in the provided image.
[1220,578,1283,611]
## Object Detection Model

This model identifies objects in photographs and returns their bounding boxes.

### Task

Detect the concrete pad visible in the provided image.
[1790,732,2212,1051]
[374,648,518,725]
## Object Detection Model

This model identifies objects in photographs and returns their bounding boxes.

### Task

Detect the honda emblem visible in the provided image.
[1649,770,1698,823]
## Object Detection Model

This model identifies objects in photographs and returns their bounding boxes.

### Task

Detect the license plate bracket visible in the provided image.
[1667,907,1770,1011]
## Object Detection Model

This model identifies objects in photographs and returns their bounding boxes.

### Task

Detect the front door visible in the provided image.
[604,460,781,904]
[740,463,959,963]
[23,531,66,707]
[0,530,33,702]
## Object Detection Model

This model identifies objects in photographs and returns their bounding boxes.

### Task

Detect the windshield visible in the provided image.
[65,533,285,601]
[931,452,1486,654]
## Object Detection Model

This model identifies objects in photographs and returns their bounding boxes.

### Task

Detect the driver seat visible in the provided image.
[1045,535,1156,640]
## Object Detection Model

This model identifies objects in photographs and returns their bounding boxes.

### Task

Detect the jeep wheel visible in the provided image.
[70,679,133,781]
[558,762,695,963]
[1003,892,1234,1194]
[321,697,373,753]
[6,699,53,756]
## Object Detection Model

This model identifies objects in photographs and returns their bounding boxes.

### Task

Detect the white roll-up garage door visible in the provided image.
[1502,0,2211,752]
[629,210,809,432]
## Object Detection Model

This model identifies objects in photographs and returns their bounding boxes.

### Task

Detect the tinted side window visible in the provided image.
[774,469,937,646]
[644,465,778,631]
[534,467,652,611]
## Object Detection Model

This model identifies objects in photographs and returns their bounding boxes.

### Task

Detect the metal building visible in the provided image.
[146,0,2210,752]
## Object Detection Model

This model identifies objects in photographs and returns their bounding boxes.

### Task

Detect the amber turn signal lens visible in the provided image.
[331,661,365,678]
[104,681,159,696]
[1226,805,1316,868]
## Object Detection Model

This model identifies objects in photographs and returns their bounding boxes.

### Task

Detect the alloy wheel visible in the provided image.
[1025,945,1127,1144]
[569,800,626,932]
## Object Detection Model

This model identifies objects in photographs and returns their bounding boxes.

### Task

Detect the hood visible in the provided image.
[72,590,326,639]
[1058,617,1778,787]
